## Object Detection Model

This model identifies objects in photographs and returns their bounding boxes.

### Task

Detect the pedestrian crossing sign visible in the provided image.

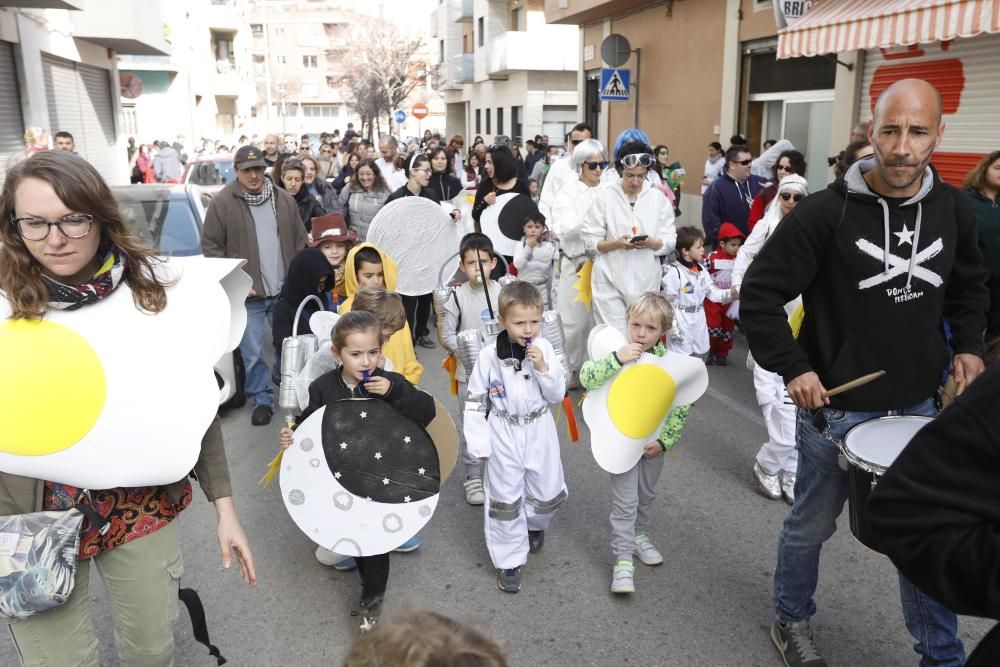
[599,68,630,101]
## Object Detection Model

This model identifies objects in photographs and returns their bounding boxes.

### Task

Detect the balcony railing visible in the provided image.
[453,52,473,84]
[453,0,472,22]
[486,29,577,77]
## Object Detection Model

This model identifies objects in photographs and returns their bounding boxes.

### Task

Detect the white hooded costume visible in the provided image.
[581,179,676,333]
[732,173,809,475]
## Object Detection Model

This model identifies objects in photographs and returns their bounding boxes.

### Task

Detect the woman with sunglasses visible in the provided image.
[581,141,677,332]
[551,139,608,387]
[747,150,806,233]
[731,173,809,504]
[0,150,256,663]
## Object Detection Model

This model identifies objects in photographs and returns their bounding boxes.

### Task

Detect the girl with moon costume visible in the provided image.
[731,174,809,503]
[278,311,444,633]
[0,151,256,664]
[580,293,708,594]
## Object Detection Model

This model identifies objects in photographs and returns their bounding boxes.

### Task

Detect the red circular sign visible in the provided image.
[412,103,429,120]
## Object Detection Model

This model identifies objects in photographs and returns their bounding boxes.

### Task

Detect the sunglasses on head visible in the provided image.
[780,192,804,202]
[584,160,609,170]
[734,159,753,166]
[619,153,654,169]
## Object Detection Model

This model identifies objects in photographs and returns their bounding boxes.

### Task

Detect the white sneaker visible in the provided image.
[633,533,664,566]
[463,477,485,505]
[315,546,341,566]
[611,560,635,594]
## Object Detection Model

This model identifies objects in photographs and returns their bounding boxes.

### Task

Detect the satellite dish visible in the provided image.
[601,34,631,68]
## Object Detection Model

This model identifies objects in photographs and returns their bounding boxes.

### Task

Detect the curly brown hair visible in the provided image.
[342,610,507,667]
[349,158,390,193]
[0,151,169,320]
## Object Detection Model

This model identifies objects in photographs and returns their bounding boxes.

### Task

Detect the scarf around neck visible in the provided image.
[44,243,126,310]
[242,178,277,217]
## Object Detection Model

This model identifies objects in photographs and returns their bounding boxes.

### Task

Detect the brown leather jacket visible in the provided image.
[0,416,232,516]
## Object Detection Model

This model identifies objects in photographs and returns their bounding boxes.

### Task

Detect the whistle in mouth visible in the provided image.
[362,370,371,382]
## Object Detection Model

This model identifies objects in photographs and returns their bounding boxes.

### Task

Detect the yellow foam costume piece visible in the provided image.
[573,260,593,312]
[607,364,677,439]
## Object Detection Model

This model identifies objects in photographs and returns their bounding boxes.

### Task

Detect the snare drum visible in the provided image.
[841,416,933,553]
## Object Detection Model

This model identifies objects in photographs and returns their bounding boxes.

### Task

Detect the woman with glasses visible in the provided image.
[581,141,677,332]
[316,143,341,182]
[0,150,256,663]
[747,150,806,233]
[731,174,809,504]
[471,144,531,233]
[551,139,608,387]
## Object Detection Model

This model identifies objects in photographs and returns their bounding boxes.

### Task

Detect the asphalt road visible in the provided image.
[2,333,993,666]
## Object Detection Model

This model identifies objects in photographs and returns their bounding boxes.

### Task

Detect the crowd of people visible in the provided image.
[2,76,999,666]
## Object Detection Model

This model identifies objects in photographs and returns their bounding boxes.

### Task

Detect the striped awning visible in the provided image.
[777,0,1000,59]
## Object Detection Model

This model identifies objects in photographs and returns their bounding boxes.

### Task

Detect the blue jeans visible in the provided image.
[240,296,276,408]
[773,399,965,666]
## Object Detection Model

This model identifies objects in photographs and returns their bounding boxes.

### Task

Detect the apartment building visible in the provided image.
[431,0,579,144]
[0,0,170,183]
[117,0,257,149]
[248,0,363,136]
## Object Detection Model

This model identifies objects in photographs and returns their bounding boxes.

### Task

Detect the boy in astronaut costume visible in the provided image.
[464,281,567,594]
[662,226,735,357]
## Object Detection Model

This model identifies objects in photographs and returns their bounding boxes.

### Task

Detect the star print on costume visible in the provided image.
[418,467,426,475]
[894,224,914,247]
[319,399,441,504]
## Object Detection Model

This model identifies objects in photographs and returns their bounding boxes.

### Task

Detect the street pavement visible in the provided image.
[2,332,993,666]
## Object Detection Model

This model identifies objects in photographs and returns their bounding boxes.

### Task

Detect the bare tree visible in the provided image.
[340,20,425,139]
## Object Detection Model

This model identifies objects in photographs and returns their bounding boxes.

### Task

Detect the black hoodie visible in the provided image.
[741,156,989,411]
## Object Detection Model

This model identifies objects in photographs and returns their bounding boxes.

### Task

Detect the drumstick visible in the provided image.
[822,370,886,399]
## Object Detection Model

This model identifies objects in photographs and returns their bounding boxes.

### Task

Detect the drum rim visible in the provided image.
[841,415,934,475]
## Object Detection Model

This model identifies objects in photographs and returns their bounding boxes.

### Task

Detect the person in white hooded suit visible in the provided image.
[581,140,676,333]
[732,173,809,504]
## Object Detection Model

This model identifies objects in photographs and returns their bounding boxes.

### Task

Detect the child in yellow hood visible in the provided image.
[340,243,424,385]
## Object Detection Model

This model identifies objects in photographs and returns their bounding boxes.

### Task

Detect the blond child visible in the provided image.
[579,293,691,594]
[464,282,567,593]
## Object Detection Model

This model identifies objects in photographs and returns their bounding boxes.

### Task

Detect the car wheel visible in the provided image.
[222,349,247,410]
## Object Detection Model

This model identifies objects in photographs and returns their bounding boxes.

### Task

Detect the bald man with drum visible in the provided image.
[741,78,989,667]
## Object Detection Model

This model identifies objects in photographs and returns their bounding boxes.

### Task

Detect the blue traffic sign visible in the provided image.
[599,68,630,101]
[393,109,406,124]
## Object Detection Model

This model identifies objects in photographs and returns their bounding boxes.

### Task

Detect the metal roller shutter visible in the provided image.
[858,33,1000,186]
[0,41,25,182]
[42,54,117,182]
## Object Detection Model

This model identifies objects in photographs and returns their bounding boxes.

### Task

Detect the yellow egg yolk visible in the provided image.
[0,320,106,456]
[607,363,676,439]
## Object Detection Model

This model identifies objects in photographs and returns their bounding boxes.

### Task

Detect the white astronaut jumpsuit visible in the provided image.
[661,262,733,356]
[464,336,568,569]
[581,180,676,333]
[551,177,604,374]
[732,213,799,476]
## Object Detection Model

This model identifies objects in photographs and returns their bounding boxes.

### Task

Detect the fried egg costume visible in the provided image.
[0,257,250,488]
[582,325,709,475]
[464,334,567,569]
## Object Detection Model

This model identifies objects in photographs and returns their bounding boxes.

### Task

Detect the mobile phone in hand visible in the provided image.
[630,234,648,244]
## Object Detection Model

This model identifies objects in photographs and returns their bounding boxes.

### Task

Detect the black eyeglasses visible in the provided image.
[734,159,753,166]
[11,213,94,241]
[584,161,609,170]
[776,164,793,173]
[780,192,804,202]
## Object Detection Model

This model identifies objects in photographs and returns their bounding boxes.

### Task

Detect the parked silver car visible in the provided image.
[112,184,246,409]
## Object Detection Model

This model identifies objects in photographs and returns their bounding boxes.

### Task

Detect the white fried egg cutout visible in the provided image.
[0,257,251,488]
[281,397,458,556]
[582,324,709,474]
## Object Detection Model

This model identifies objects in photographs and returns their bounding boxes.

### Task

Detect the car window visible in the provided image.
[117,196,202,256]
[188,161,235,186]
